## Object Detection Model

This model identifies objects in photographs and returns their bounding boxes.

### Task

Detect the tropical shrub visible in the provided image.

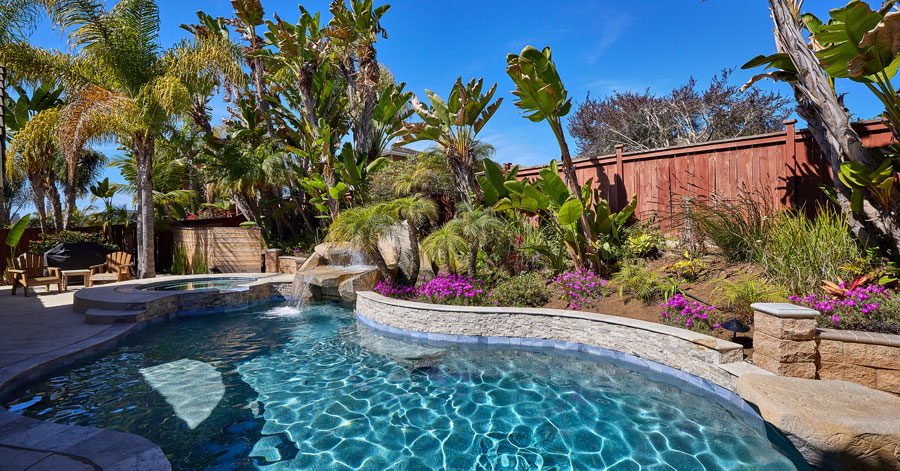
[623,224,665,259]
[551,269,608,310]
[712,275,787,322]
[612,262,660,303]
[790,285,900,335]
[28,231,119,256]
[488,272,550,308]
[659,294,722,334]
[664,253,707,282]
[757,209,866,295]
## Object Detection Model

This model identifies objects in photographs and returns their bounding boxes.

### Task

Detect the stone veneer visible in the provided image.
[355,291,759,392]
[817,328,900,395]
[752,302,900,395]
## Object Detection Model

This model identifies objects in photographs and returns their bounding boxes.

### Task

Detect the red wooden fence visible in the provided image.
[513,120,894,223]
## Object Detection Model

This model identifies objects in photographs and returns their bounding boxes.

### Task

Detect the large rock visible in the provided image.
[338,269,383,303]
[295,265,381,303]
[377,223,413,279]
[736,373,900,470]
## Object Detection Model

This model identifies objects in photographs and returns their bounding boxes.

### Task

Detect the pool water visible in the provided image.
[139,277,254,291]
[3,303,804,470]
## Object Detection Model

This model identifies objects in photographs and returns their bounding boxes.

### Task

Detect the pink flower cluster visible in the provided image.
[551,270,607,310]
[416,273,485,303]
[373,280,415,298]
[790,284,891,327]
[659,294,720,332]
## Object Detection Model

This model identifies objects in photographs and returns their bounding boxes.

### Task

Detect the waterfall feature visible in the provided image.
[290,274,312,311]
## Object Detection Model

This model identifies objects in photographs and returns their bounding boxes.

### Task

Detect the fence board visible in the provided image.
[514,120,895,229]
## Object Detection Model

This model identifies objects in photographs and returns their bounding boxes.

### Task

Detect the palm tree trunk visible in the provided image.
[769,0,900,254]
[28,175,47,233]
[134,136,156,278]
[407,222,420,284]
[62,169,77,230]
[45,178,63,231]
[467,239,479,280]
[449,156,480,203]
[370,248,393,282]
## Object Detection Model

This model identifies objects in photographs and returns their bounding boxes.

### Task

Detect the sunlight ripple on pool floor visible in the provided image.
[3,303,801,471]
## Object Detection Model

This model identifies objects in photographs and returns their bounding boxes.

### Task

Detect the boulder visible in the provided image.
[313,242,372,266]
[338,269,383,303]
[736,373,900,470]
[297,252,324,272]
[377,222,414,280]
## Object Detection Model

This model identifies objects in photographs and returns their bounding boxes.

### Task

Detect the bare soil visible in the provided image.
[542,252,759,358]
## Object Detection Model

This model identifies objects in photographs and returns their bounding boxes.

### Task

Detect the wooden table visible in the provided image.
[61,269,91,291]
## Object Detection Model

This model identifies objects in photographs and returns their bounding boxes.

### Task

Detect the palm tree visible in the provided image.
[5,108,59,232]
[386,195,437,284]
[421,221,466,275]
[455,203,505,279]
[326,204,398,280]
[1,0,241,277]
[401,77,502,202]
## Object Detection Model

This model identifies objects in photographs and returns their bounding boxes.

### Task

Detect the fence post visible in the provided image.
[614,144,625,209]
[784,119,797,207]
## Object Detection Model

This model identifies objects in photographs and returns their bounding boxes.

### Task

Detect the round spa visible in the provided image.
[135,276,257,292]
[2,302,808,470]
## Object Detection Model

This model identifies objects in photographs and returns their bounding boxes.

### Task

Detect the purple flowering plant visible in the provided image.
[659,294,722,334]
[375,273,488,306]
[551,270,608,310]
[790,283,900,332]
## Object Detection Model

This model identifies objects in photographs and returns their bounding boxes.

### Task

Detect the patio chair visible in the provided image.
[8,253,62,296]
[88,252,133,287]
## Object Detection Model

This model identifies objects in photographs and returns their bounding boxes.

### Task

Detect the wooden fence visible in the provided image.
[514,120,894,224]
[0,215,247,275]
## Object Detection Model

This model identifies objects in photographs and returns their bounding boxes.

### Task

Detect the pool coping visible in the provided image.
[0,273,293,471]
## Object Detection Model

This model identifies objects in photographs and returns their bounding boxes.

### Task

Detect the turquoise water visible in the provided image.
[3,303,803,470]
[139,277,255,291]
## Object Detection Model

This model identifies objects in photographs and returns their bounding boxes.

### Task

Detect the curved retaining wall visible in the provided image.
[355,291,766,394]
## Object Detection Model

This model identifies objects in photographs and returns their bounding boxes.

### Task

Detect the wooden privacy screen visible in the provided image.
[514,120,894,226]
[172,226,262,273]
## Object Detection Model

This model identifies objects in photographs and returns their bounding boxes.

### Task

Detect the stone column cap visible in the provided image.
[265,248,284,252]
[751,302,819,319]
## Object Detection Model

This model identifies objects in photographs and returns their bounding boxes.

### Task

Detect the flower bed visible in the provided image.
[659,294,723,335]
[790,284,900,335]
[374,273,487,306]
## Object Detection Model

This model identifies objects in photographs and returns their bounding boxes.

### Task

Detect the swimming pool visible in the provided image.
[137,277,256,291]
[2,303,805,470]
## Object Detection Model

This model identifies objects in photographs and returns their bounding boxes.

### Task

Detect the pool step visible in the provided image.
[84,308,144,324]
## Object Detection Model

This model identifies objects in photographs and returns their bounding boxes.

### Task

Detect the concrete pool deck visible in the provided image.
[0,273,293,471]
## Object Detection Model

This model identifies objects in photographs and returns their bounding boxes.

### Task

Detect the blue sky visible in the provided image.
[20,0,885,210]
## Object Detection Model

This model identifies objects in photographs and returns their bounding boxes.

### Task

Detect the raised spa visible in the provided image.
[136,276,256,291]
[2,303,806,470]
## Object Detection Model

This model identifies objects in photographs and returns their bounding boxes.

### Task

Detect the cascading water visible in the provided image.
[290,274,312,311]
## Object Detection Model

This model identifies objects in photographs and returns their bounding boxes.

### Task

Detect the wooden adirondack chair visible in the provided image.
[88,252,133,287]
[8,253,62,296]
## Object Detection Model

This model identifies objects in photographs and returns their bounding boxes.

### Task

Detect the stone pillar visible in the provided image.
[264,249,283,273]
[751,302,818,378]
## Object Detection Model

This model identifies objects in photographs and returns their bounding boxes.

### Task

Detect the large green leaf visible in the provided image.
[5,214,30,252]
[557,198,583,226]
[811,1,886,80]
[477,175,500,205]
